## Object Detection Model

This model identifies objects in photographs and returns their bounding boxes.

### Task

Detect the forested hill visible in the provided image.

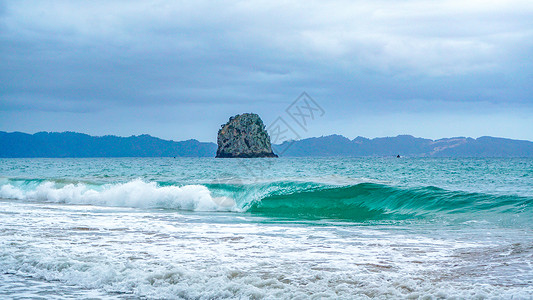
[272,134,533,157]
[0,131,217,157]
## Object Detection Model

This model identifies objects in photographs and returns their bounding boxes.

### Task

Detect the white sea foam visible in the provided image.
[0,180,236,211]
[1,200,531,299]
[1,158,532,299]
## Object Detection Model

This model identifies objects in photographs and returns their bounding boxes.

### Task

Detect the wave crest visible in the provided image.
[0,179,236,211]
[245,182,533,222]
[2,178,531,223]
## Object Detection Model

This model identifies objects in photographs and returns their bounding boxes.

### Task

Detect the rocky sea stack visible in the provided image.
[216,113,278,158]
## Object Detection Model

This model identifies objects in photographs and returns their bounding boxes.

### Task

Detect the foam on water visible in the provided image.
[1,201,532,299]
[2,178,532,225]
[0,179,236,211]
[0,157,532,298]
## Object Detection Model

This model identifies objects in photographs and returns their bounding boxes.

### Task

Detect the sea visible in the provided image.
[0,157,532,299]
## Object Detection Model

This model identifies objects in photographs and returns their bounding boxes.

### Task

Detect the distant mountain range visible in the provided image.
[1,131,533,158]
[0,131,216,158]
[273,134,533,157]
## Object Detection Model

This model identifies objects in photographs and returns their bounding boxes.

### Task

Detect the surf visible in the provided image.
[0,179,236,212]
[243,182,533,222]
[2,178,531,223]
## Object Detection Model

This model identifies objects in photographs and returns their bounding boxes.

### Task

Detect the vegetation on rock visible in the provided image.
[216,113,278,158]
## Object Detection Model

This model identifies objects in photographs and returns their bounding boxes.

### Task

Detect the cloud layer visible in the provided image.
[1,0,532,141]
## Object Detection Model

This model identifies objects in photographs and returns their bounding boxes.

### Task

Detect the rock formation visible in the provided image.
[216,113,278,158]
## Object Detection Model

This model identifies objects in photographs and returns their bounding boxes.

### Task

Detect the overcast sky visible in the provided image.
[1,0,532,142]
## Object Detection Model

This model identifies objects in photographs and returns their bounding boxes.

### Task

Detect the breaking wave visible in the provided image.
[0,179,235,212]
[1,178,531,222]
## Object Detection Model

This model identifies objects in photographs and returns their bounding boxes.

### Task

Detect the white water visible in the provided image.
[1,200,532,299]
[0,179,236,211]
[1,158,532,298]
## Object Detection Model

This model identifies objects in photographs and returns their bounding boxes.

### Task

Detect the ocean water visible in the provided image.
[0,157,532,299]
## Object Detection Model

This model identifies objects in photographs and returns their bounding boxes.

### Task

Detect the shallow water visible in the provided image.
[0,157,532,298]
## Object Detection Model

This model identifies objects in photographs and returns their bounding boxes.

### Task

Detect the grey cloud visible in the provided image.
[1,0,532,140]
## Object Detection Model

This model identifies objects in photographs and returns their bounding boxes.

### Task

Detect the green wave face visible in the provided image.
[3,177,532,224]
[223,182,533,223]
[247,184,406,221]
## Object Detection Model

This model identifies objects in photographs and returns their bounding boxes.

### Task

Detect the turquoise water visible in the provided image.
[0,158,532,298]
